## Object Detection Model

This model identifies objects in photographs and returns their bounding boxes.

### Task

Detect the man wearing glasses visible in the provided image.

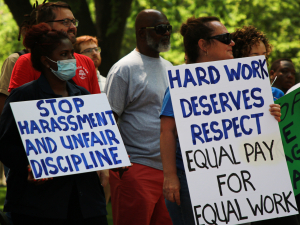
[105,9,173,225]
[8,2,100,95]
[4,1,107,224]
[74,36,107,92]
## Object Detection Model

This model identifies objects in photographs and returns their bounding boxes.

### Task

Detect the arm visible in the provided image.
[0,53,19,115]
[97,169,109,187]
[160,115,181,205]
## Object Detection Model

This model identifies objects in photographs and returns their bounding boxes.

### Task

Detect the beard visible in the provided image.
[146,33,171,52]
[92,55,101,68]
[67,29,77,44]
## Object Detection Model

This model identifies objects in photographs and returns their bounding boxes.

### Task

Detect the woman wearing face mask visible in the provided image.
[232,26,285,101]
[160,17,282,225]
[0,23,108,225]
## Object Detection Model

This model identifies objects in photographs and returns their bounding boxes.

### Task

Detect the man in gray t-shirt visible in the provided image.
[105,9,173,225]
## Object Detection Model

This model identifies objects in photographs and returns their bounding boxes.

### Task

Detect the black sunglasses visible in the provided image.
[141,24,172,35]
[208,33,232,45]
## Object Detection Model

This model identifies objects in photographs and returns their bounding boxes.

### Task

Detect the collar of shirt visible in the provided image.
[37,73,82,97]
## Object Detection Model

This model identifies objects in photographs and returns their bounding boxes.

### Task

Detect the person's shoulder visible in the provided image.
[6,53,20,63]
[160,87,174,117]
[17,53,31,61]
[163,87,171,101]
[115,50,142,66]
[159,56,173,67]
[13,53,32,68]
[272,87,284,96]
[73,84,91,95]
[12,80,36,91]
[74,52,88,60]
[107,51,138,78]
[1,53,20,74]
[74,53,93,64]
[8,80,37,101]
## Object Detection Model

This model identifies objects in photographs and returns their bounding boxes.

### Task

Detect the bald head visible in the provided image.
[135,9,170,57]
[135,9,167,31]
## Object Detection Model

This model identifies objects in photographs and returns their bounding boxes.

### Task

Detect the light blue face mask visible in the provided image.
[46,57,77,81]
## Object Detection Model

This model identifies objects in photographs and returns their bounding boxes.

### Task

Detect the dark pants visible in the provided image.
[11,213,108,225]
[11,184,108,225]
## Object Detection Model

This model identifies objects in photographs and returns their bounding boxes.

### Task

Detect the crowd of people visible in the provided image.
[0,1,298,225]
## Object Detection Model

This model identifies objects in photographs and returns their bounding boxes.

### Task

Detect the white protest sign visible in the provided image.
[10,94,131,179]
[167,56,297,225]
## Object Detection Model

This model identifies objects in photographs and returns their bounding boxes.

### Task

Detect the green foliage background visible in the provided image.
[0,1,23,67]
[1,0,299,76]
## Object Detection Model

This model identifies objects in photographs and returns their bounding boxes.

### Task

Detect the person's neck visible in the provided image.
[196,55,212,63]
[44,70,69,97]
[136,46,160,58]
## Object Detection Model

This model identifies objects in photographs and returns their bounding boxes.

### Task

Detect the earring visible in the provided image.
[206,51,208,56]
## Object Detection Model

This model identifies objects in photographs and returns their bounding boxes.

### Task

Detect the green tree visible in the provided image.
[0,1,23,67]
[129,0,300,75]
[1,0,133,77]
[1,0,300,78]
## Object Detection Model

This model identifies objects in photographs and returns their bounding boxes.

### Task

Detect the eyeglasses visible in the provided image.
[141,24,172,35]
[47,18,79,27]
[208,33,232,45]
[80,47,101,55]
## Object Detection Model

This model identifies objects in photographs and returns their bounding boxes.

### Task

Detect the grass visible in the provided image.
[0,187,113,225]
[0,187,6,212]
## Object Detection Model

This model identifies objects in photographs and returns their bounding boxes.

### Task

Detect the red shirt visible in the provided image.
[9,53,101,94]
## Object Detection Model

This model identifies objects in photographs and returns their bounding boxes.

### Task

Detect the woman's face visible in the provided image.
[205,21,235,62]
[47,38,74,71]
[249,41,267,57]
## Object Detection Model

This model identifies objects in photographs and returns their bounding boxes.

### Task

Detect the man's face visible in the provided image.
[271,60,296,93]
[50,8,77,44]
[145,16,171,53]
[80,42,101,68]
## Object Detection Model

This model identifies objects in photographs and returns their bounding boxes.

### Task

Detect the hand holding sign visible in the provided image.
[27,165,53,185]
[11,94,131,179]
[269,103,281,122]
[167,56,297,225]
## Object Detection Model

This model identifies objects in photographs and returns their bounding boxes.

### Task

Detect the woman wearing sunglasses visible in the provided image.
[232,26,285,102]
[160,16,281,225]
[0,23,108,225]
[231,26,299,225]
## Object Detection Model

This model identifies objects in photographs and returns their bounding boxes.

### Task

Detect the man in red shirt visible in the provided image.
[9,2,100,94]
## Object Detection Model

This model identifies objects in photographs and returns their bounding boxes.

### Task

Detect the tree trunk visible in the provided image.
[4,0,33,27]
[5,0,134,78]
[95,0,134,77]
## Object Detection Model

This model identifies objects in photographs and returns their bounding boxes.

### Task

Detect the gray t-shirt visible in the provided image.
[105,49,172,170]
